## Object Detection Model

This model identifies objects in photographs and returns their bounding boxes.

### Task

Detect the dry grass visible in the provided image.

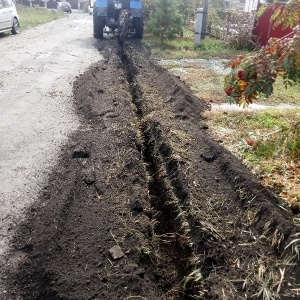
[203,109,300,208]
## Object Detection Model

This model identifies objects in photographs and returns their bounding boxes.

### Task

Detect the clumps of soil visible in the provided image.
[3,38,300,300]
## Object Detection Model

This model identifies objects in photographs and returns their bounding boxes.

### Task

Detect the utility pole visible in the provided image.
[201,0,209,39]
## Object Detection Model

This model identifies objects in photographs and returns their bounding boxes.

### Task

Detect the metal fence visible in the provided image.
[252,3,292,46]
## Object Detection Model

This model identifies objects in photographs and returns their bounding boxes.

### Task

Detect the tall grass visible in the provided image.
[17,5,64,30]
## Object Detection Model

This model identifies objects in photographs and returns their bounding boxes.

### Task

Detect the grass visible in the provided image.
[260,78,300,106]
[17,5,64,30]
[143,28,247,60]
[204,109,300,206]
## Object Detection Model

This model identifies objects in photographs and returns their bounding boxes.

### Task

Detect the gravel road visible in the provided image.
[0,12,101,291]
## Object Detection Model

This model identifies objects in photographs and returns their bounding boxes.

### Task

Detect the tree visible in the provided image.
[143,0,156,22]
[224,0,300,161]
[147,0,183,43]
[175,0,202,26]
[206,0,227,36]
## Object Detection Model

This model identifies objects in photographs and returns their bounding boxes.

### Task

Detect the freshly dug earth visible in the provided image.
[3,39,300,299]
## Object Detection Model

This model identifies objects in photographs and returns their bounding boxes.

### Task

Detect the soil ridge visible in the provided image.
[3,39,300,299]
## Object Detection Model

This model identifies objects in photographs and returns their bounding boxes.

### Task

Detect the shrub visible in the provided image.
[223,10,256,50]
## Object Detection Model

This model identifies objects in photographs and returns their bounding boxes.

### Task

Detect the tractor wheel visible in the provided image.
[93,11,105,39]
[133,17,143,39]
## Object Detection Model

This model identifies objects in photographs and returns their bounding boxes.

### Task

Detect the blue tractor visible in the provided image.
[91,0,144,39]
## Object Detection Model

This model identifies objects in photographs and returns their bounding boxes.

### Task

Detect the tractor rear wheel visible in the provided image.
[93,11,105,39]
[133,17,143,39]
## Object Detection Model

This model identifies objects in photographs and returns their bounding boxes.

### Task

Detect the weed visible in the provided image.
[249,261,281,300]
[284,237,300,262]
[270,228,285,252]
[182,269,203,290]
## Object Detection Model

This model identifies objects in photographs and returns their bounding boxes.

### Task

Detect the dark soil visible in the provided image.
[3,39,300,299]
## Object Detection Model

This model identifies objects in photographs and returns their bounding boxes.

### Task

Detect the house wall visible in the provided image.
[252,2,293,46]
[244,0,258,12]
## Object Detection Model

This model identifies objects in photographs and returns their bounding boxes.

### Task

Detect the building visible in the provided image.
[244,0,259,12]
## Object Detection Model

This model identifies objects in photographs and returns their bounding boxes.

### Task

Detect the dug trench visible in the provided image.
[3,39,300,299]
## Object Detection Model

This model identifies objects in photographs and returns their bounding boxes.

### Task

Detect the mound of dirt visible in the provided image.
[3,39,300,299]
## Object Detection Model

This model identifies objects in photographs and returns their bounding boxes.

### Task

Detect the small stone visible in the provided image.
[109,245,125,260]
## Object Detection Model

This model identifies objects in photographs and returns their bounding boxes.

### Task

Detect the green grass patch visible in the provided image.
[17,5,64,30]
[251,111,290,129]
[205,109,300,164]
[207,109,297,136]
[261,78,300,106]
[205,108,300,205]
[143,27,247,59]
[249,77,300,107]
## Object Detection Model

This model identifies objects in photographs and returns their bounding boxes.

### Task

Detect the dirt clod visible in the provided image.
[291,203,300,214]
[72,149,90,158]
[131,200,144,213]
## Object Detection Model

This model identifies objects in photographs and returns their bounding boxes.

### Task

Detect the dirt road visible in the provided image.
[0,11,101,295]
[1,14,300,300]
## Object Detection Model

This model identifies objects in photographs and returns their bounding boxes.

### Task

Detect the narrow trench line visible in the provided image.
[117,41,203,299]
